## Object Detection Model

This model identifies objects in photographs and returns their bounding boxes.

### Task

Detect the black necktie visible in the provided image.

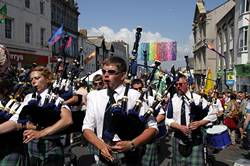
[180,96,186,125]
[102,89,116,142]
[37,94,41,102]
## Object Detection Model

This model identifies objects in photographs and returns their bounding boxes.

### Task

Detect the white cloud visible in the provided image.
[177,33,194,58]
[87,26,193,68]
[87,26,172,46]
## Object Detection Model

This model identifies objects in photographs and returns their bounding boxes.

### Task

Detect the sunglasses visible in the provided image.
[102,69,120,75]
[93,81,104,86]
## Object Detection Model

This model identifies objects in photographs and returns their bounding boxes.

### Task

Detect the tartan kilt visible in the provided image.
[141,142,158,166]
[27,138,64,162]
[0,153,27,166]
[172,137,204,166]
[87,143,99,155]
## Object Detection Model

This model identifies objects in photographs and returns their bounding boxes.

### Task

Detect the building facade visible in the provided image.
[234,0,250,92]
[51,0,79,63]
[192,0,235,91]
[78,29,96,76]
[0,0,51,68]
[216,6,235,91]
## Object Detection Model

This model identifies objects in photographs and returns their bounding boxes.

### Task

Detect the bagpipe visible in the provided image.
[167,56,210,156]
[17,58,85,134]
[103,26,157,142]
[18,87,85,134]
[0,67,35,125]
[109,60,161,141]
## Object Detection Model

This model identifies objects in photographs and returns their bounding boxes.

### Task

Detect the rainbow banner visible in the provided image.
[138,42,177,61]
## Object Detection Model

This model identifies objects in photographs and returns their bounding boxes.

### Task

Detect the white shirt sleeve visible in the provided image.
[82,91,97,132]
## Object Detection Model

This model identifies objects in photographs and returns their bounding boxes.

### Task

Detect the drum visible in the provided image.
[155,122,167,140]
[206,125,231,149]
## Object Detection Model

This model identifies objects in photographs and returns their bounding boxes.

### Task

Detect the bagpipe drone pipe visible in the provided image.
[0,78,33,124]
[108,60,161,141]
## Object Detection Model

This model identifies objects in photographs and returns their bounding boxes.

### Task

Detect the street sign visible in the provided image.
[226,80,234,86]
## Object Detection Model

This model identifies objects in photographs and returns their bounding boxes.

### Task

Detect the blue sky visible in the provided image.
[77,0,227,67]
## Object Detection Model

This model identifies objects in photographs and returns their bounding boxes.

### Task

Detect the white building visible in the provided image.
[0,0,51,68]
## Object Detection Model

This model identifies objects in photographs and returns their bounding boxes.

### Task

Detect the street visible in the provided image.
[67,133,250,166]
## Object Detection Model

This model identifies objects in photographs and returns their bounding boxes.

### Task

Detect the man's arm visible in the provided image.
[83,129,114,162]
[0,120,18,134]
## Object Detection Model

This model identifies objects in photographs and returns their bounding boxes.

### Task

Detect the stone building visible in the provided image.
[192,0,235,91]
[0,0,51,68]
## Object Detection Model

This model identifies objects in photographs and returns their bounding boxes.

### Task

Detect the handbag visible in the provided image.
[223,117,237,129]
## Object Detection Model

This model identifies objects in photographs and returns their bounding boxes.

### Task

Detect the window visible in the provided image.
[239,26,248,51]
[40,28,45,46]
[25,23,32,43]
[240,0,249,14]
[5,18,12,39]
[25,0,30,8]
[239,27,248,51]
[40,1,44,14]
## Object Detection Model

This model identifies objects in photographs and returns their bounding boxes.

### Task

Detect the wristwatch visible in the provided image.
[130,141,136,151]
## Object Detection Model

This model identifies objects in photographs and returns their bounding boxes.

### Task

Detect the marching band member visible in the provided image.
[165,74,216,166]
[92,74,104,90]
[82,56,158,165]
[210,91,224,124]
[0,45,27,166]
[131,78,166,166]
[1,66,73,166]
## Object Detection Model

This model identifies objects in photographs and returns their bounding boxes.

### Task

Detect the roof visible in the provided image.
[88,38,104,47]
[104,42,114,51]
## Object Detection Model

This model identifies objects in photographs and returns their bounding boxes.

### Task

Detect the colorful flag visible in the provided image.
[48,25,63,46]
[138,42,177,61]
[65,36,72,48]
[84,50,96,64]
[204,68,214,94]
[0,3,7,24]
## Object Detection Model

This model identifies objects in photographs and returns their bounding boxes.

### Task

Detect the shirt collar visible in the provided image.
[38,88,49,98]
[113,84,125,95]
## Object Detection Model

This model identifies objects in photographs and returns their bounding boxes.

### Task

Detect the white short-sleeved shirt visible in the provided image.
[82,85,158,139]
[165,91,217,126]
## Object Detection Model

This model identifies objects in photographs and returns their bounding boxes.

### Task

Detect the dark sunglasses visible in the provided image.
[93,81,104,86]
[102,69,120,75]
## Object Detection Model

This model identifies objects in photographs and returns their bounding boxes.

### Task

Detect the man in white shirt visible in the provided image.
[82,56,158,165]
[165,74,216,166]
